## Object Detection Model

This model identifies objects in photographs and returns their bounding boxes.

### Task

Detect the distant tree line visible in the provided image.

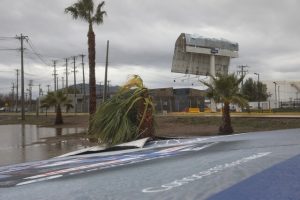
[241,78,269,102]
[0,93,13,108]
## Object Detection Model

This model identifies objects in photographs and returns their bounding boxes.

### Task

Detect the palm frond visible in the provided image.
[82,0,94,12]
[231,94,249,108]
[64,6,79,19]
[200,80,213,90]
[92,1,106,24]
[74,2,90,21]
[121,75,144,92]
[40,91,73,109]
[65,0,94,22]
[40,102,50,109]
[89,77,155,146]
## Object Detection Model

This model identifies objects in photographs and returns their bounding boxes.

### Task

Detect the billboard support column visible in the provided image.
[210,54,217,112]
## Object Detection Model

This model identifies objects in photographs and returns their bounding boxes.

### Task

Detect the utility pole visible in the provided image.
[80,54,86,111]
[99,81,103,102]
[16,34,28,120]
[52,60,57,92]
[11,82,15,111]
[15,69,19,112]
[46,84,50,93]
[254,73,260,109]
[72,56,77,97]
[40,87,44,96]
[107,80,111,98]
[104,40,109,100]
[273,82,277,108]
[72,56,78,114]
[278,85,280,108]
[65,58,69,93]
[237,65,249,87]
[61,77,64,89]
[25,93,28,106]
[28,80,33,112]
[56,76,59,91]
[36,84,41,117]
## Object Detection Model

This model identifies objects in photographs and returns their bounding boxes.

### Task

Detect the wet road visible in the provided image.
[0,124,89,166]
[1,128,300,199]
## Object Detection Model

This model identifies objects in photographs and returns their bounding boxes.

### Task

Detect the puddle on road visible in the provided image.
[0,124,94,167]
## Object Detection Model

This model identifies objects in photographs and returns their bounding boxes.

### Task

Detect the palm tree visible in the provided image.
[201,73,248,134]
[40,91,73,125]
[89,75,155,145]
[65,0,106,116]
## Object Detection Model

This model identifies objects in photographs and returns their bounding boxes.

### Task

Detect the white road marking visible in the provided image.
[16,175,63,186]
[142,152,271,193]
[180,142,218,152]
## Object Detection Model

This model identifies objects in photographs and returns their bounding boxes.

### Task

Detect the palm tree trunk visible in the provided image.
[88,23,96,117]
[138,106,154,139]
[219,102,233,134]
[55,104,63,125]
[137,90,154,139]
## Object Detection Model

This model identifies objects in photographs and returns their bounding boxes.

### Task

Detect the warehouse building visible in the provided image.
[149,88,207,113]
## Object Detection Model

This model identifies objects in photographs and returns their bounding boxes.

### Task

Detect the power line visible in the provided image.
[0,48,19,51]
[24,50,63,63]
[25,39,51,66]
[0,36,16,39]
[0,37,17,41]
[0,86,11,89]
[24,51,39,62]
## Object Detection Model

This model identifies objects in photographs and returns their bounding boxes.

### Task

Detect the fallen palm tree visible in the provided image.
[89,75,155,145]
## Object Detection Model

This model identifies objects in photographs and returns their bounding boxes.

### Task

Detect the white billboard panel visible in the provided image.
[171,33,238,76]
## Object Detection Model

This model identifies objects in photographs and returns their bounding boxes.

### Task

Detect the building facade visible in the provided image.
[263,80,300,108]
[149,88,206,113]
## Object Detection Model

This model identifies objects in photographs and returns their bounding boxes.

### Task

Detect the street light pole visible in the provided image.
[254,73,260,109]
[273,82,277,108]
[98,81,103,102]
[278,85,280,108]
[104,40,109,101]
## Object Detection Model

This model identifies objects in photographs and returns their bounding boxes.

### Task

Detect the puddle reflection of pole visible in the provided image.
[55,128,63,151]
[21,123,26,163]
[36,125,40,140]
[56,128,62,136]
[21,123,25,148]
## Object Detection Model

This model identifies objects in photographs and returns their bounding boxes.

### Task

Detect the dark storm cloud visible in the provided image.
[1,0,300,93]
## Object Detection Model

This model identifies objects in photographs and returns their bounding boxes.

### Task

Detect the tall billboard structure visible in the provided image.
[171,33,239,77]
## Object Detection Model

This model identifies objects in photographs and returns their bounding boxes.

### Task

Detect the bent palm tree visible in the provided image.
[89,75,155,145]
[40,91,73,125]
[201,73,248,134]
[65,0,106,116]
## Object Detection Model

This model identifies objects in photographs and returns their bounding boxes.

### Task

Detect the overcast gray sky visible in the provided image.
[0,0,300,95]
